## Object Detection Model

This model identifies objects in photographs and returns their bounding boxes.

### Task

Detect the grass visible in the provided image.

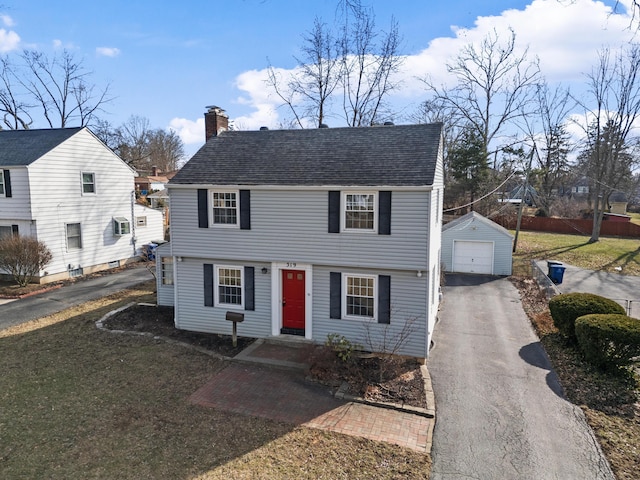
[512,230,640,276]
[0,280,429,479]
[628,212,640,226]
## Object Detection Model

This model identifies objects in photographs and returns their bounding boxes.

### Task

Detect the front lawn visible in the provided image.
[0,281,429,479]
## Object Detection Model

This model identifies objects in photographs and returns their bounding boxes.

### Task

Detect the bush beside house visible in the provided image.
[549,292,626,340]
[575,314,640,371]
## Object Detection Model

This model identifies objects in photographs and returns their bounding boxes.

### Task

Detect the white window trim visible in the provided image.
[210,189,240,228]
[113,217,131,236]
[341,191,378,233]
[214,264,244,309]
[81,172,96,195]
[342,273,378,321]
[0,174,4,197]
[270,262,313,340]
[65,222,82,250]
[161,256,173,285]
[136,216,147,227]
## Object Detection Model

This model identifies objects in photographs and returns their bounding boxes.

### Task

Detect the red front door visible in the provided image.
[282,270,305,331]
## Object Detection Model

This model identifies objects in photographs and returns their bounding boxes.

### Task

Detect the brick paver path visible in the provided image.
[189,363,431,452]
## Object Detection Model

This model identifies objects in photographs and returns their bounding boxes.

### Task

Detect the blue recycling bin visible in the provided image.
[547,261,566,284]
[146,243,158,261]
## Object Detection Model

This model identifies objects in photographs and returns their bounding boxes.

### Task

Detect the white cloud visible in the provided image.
[96,47,121,58]
[230,0,636,127]
[1,15,15,27]
[169,117,205,145]
[0,28,19,52]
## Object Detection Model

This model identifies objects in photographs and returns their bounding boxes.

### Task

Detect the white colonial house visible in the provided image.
[156,107,444,361]
[0,127,165,283]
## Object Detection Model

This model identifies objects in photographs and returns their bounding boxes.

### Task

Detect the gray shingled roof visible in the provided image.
[0,127,83,167]
[171,123,442,187]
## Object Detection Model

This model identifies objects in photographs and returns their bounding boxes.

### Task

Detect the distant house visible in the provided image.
[156,106,444,361]
[135,166,177,194]
[0,127,164,283]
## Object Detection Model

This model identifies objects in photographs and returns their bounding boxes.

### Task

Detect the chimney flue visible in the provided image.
[204,105,229,141]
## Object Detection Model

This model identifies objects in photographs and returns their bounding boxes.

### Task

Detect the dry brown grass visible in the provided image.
[0,281,430,479]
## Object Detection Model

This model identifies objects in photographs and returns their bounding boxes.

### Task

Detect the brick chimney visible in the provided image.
[204,106,229,141]
[151,165,158,176]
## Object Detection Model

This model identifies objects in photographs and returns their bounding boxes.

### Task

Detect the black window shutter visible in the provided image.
[197,189,208,228]
[244,266,255,311]
[240,190,251,230]
[328,191,340,233]
[330,272,341,319]
[11,225,19,236]
[203,264,214,306]
[3,170,11,198]
[378,275,391,324]
[378,191,391,235]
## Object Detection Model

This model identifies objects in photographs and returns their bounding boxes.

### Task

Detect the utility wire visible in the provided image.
[443,171,518,213]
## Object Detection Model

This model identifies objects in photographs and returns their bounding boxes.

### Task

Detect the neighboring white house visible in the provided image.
[0,127,164,283]
[441,211,514,276]
[156,106,444,361]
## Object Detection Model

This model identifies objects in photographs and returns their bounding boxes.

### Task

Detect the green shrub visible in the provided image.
[548,292,625,340]
[575,314,640,371]
[325,334,360,362]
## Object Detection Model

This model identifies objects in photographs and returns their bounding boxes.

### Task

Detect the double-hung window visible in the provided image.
[66,223,82,249]
[344,274,376,319]
[212,191,238,226]
[344,192,376,231]
[216,266,243,307]
[0,172,4,196]
[82,172,96,194]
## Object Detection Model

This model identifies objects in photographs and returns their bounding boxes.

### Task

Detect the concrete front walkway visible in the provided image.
[428,274,614,480]
[189,340,435,453]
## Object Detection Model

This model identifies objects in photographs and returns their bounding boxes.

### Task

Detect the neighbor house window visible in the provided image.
[82,172,96,194]
[343,274,376,319]
[161,257,173,285]
[136,216,147,227]
[212,191,238,225]
[113,217,131,236]
[215,266,243,307]
[66,223,82,249]
[344,192,376,231]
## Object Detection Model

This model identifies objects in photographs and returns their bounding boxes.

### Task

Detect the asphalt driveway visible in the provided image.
[428,274,614,480]
[0,264,154,330]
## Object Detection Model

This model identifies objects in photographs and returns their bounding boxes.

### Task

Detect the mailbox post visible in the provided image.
[225,311,245,347]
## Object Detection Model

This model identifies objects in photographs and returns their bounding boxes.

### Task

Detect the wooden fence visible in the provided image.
[491,215,640,238]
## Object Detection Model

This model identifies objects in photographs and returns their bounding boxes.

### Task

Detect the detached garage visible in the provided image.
[441,212,514,276]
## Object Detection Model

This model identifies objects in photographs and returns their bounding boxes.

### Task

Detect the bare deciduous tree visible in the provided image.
[422,29,541,165]
[574,45,640,243]
[0,235,52,287]
[266,0,402,127]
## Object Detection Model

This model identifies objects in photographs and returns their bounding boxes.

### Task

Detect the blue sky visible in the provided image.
[0,0,634,157]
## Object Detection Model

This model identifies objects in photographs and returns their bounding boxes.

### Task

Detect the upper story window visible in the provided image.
[215,266,243,307]
[66,223,82,249]
[344,192,376,231]
[82,172,96,194]
[0,172,4,196]
[212,191,238,226]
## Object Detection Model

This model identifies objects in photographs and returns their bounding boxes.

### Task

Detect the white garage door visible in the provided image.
[452,241,493,274]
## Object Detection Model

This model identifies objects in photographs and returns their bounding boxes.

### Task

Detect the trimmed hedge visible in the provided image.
[548,292,625,340]
[575,314,640,370]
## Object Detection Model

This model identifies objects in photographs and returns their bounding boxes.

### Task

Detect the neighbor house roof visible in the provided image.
[0,127,83,167]
[171,123,443,187]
